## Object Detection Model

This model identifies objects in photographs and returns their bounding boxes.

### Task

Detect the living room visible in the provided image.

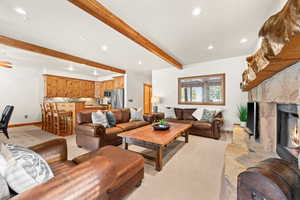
[1,0,300,200]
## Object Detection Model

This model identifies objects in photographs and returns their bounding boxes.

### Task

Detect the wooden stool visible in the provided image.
[44,103,54,133]
[50,103,73,136]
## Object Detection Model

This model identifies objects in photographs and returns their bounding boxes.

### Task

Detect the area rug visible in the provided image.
[0,126,228,200]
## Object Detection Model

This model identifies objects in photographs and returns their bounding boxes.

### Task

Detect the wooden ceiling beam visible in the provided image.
[68,0,183,69]
[0,35,126,74]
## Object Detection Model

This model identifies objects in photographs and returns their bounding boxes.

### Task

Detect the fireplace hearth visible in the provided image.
[277,104,299,166]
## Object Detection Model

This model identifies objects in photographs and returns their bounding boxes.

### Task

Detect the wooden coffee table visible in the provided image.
[119,123,192,171]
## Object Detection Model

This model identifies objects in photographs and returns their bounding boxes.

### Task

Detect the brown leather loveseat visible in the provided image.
[164,108,224,139]
[76,108,153,150]
[12,138,144,200]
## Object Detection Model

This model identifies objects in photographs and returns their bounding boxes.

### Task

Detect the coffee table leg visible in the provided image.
[185,131,189,143]
[124,138,128,150]
[156,146,163,171]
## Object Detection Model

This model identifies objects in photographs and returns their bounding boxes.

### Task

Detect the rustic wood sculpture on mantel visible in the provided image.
[241,0,300,91]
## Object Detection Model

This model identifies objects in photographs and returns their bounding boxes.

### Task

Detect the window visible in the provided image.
[178,74,225,105]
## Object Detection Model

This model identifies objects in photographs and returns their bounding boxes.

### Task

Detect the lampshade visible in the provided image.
[151,97,160,103]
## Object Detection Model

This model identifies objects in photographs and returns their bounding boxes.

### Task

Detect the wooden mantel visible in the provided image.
[241,0,300,91]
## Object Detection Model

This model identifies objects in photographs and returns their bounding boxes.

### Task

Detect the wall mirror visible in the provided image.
[178,73,225,105]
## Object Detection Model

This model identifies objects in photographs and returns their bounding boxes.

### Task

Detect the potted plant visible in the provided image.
[237,105,247,127]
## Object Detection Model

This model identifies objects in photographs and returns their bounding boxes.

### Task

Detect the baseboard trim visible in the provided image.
[8,122,42,128]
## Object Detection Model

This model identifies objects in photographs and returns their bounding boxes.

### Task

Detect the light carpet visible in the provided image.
[0,126,228,200]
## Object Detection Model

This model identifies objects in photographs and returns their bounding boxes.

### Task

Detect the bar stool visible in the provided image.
[40,104,46,130]
[50,103,73,136]
[44,103,53,133]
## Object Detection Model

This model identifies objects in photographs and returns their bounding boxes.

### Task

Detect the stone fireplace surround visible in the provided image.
[248,63,300,153]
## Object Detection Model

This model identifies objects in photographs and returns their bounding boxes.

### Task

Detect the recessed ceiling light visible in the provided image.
[138,60,142,65]
[101,45,108,51]
[192,7,201,16]
[68,65,74,71]
[208,45,214,50]
[240,38,248,44]
[93,70,98,76]
[14,7,27,16]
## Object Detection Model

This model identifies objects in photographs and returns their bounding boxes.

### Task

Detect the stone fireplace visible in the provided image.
[248,63,300,161]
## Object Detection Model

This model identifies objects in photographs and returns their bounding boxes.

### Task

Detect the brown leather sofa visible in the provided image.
[76,108,153,150]
[12,138,144,200]
[163,108,224,139]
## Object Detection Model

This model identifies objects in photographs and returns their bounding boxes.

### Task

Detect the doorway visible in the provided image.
[144,84,152,114]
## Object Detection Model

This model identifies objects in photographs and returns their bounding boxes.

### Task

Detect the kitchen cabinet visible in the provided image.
[44,75,95,98]
[113,76,124,89]
[94,76,124,98]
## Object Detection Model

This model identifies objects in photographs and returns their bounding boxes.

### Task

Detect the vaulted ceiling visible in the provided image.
[0,0,287,77]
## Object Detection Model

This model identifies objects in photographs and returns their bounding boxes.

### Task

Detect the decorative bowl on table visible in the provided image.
[152,120,170,131]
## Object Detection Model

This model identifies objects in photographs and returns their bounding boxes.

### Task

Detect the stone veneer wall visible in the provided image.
[248,63,300,152]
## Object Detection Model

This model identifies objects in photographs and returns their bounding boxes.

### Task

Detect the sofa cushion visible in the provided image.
[174,108,183,120]
[111,110,123,124]
[72,146,144,192]
[192,121,212,129]
[77,112,92,124]
[116,122,137,131]
[182,109,197,120]
[165,118,193,124]
[131,121,150,128]
[50,161,76,176]
[106,127,123,135]
[121,109,131,123]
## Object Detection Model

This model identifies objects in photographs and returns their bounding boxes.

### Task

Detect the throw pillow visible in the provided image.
[106,111,116,127]
[0,143,8,177]
[130,108,144,121]
[200,109,216,122]
[2,144,54,193]
[163,107,176,119]
[92,111,109,127]
[192,108,204,121]
[0,175,9,200]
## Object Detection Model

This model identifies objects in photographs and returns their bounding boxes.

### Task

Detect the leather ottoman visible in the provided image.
[73,146,144,200]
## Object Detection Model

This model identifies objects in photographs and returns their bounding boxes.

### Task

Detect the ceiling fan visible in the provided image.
[0,61,13,69]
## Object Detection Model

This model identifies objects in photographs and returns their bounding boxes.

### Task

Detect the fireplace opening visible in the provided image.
[277,104,299,166]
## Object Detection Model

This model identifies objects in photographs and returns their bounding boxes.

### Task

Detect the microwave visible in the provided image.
[104,91,112,97]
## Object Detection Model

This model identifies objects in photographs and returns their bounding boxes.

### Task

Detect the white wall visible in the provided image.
[125,70,152,109]
[152,56,248,130]
[0,66,97,124]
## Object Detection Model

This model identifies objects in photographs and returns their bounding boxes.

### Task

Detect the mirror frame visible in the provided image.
[178,73,226,106]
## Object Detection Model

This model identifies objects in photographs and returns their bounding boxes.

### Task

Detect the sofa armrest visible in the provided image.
[29,139,67,164]
[76,123,106,137]
[143,114,154,123]
[213,117,224,128]
[12,156,116,200]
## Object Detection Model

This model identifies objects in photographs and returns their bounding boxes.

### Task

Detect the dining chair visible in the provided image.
[0,105,14,138]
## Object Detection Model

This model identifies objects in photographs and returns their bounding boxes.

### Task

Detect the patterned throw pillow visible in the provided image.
[192,108,204,121]
[106,111,116,127]
[0,175,9,200]
[2,144,54,193]
[163,107,176,119]
[130,108,144,121]
[92,111,109,127]
[200,109,216,122]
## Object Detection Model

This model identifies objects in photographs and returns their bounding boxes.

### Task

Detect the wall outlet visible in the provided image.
[24,115,28,119]
[128,99,133,102]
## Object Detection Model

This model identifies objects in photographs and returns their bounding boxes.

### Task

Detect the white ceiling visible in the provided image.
[0,0,286,77]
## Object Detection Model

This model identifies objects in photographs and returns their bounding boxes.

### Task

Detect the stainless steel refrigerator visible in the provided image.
[111,89,124,109]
